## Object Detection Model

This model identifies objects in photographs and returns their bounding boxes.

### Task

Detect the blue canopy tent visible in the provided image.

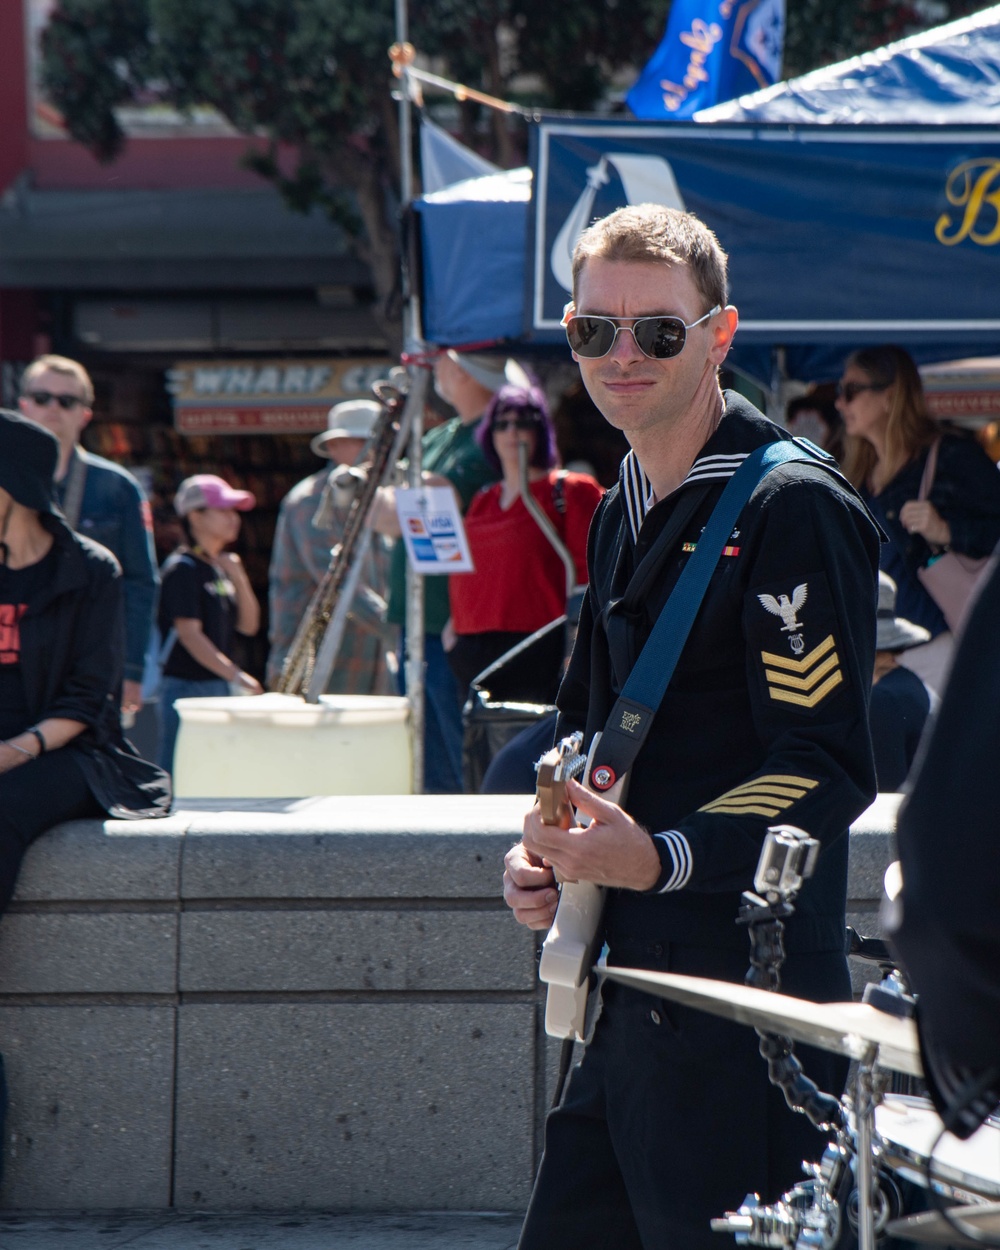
[414,6,1000,388]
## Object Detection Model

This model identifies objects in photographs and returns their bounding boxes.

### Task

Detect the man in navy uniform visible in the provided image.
[503,205,880,1249]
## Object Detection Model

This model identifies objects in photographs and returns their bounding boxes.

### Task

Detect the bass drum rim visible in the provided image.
[876,1094,1000,1204]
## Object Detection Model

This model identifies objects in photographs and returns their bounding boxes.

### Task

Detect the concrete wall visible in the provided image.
[0,793,900,1211]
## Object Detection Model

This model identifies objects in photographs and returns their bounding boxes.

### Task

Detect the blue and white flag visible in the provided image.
[626,0,785,120]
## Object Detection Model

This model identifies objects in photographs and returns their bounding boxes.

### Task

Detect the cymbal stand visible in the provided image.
[852,1045,881,1250]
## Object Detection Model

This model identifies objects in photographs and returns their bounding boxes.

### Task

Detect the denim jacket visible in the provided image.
[56,448,159,682]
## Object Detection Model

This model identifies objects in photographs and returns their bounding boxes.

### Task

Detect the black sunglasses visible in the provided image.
[23,390,87,410]
[493,417,536,432]
[564,305,721,360]
[836,381,890,403]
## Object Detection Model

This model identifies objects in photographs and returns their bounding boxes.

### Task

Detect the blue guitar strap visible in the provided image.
[588,438,836,793]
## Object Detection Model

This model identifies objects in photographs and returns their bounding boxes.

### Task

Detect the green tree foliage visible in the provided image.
[42,0,405,334]
[39,0,992,342]
[40,0,678,339]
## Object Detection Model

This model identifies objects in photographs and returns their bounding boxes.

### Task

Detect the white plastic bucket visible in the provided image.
[172,693,412,797]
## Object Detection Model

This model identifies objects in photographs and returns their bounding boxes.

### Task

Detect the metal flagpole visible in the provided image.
[391,9,426,794]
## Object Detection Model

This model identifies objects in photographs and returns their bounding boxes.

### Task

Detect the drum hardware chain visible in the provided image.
[737,827,843,1134]
[713,827,896,1250]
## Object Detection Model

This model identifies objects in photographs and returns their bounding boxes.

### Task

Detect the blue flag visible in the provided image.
[626,0,785,120]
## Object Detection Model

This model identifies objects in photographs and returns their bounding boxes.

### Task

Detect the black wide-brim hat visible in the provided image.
[0,408,60,513]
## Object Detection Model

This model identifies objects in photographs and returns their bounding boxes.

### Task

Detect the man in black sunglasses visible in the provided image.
[19,355,158,728]
[504,204,881,1250]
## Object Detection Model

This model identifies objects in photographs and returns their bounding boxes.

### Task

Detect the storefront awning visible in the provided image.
[0,185,370,290]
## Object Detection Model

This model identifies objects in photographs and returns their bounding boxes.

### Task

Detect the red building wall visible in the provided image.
[2,2,280,197]
[0,3,30,193]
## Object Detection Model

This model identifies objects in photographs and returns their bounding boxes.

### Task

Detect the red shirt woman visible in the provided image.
[447,382,603,697]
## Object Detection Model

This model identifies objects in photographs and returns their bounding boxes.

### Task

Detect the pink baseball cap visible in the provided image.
[174,474,256,516]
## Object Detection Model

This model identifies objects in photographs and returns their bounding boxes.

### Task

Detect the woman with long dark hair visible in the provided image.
[837,344,1000,691]
[446,382,603,697]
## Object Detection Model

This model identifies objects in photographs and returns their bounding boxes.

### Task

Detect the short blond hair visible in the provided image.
[23,354,94,406]
[572,204,729,311]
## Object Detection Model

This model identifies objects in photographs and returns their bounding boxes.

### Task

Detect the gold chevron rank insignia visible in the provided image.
[699,774,820,818]
[760,634,843,709]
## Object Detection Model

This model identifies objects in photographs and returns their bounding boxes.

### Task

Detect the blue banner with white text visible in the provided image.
[627,0,785,119]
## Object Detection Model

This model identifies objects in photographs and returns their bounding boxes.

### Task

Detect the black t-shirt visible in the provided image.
[158,549,237,682]
[0,548,57,738]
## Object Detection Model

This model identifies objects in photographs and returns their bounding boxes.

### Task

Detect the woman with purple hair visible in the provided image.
[446,383,603,696]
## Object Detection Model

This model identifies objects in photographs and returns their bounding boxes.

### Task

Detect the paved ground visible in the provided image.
[0,1211,523,1250]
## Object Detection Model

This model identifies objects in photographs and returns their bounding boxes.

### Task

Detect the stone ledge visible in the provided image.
[0,793,900,1212]
[12,793,895,907]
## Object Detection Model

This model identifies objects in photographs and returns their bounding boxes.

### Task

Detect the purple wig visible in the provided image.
[476,383,558,474]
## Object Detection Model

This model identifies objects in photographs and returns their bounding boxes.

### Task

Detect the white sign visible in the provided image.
[394,487,474,574]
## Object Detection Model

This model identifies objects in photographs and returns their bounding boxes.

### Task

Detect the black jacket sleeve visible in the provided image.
[889,556,1000,1075]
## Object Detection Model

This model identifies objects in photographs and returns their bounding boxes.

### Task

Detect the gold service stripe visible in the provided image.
[760,634,835,672]
[768,671,844,709]
[765,651,840,692]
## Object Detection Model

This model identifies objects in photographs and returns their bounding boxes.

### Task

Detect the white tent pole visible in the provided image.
[392,2,427,794]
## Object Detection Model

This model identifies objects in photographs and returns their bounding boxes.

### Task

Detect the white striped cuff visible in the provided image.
[653,831,693,892]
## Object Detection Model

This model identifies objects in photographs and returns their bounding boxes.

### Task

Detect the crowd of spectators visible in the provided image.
[7,343,1000,801]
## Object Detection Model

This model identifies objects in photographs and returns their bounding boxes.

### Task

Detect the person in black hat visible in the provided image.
[869,570,934,791]
[0,408,170,918]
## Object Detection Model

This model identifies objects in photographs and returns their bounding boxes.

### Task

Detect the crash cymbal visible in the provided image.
[601,967,922,1077]
[886,1202,1000,1246]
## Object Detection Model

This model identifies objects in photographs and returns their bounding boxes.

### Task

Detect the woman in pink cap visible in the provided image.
[156,474,262,772]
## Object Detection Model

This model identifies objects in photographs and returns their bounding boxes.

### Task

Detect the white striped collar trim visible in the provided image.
[621,449,751,542]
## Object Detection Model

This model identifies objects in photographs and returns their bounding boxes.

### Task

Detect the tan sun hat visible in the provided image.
[310,399,382,458]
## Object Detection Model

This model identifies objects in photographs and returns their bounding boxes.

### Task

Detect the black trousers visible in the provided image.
[0,750,103,915]
[519,941,851,1250]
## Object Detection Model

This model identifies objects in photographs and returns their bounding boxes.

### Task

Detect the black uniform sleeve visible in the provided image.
[651,470,880,895]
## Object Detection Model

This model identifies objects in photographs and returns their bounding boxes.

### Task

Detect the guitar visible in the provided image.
[535,731,626,1041]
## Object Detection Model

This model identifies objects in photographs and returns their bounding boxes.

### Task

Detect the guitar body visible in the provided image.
[536,731,625,1042]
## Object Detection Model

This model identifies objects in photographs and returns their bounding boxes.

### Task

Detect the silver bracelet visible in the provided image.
[2,740,36,760]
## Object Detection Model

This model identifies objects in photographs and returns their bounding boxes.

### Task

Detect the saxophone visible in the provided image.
[275,377,411,700]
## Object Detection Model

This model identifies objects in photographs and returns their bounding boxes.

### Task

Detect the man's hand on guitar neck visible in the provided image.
[504,779,661,930]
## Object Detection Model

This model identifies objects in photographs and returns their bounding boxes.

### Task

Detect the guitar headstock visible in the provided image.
[535,731,587,826]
